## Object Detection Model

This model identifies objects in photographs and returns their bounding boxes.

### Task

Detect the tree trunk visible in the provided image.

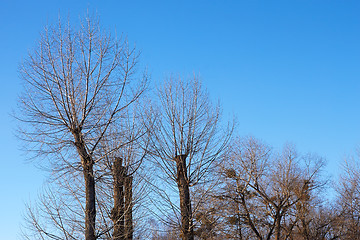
[84,161,97,240]
[125,176,133,240]
[275,211,281,240]
[176,154,194,240]
[74,131,97,240]
[112,157,125,240]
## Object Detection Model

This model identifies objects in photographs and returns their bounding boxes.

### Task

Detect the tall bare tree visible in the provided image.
[17,15,148,240]
[146,76,232,240]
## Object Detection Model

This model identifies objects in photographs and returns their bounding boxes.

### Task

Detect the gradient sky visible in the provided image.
[1,1,360,239]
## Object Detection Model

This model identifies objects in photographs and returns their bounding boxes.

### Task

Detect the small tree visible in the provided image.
[334,154,360,239]
[147,76,232,240]
[216,137,327,240]
[18,15,148,240]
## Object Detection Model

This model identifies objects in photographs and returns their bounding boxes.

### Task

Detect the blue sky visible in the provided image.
[1,1,360,239]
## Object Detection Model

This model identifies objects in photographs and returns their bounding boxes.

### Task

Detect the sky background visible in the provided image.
[1,1,359,239]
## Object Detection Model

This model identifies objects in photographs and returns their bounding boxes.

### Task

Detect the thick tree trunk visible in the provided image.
[84,161,97,240]
[175,154,194,240]
[125,176,133,240]
[112,157,126,240]
[74,130,97,240]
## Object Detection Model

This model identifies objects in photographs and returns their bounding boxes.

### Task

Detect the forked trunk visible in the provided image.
[175,154,194,240]
[111,158,133,240]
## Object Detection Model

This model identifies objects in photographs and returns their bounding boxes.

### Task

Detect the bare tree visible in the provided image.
[216,137,327,240]
[22,173,89,240]
[146,76,232,240]
[97,110,150,240]
[334,153,360,239]
[17,15,148,240]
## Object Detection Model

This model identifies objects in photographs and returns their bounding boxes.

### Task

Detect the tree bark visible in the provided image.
[176,154,194,240]
[74,130,97,240]
[84,161,97,240]
[274,211,281,240]
[125,176,133,240]
[112,157,125,240]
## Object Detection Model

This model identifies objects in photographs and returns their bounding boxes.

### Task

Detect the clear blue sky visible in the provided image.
[1,1,359,239]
